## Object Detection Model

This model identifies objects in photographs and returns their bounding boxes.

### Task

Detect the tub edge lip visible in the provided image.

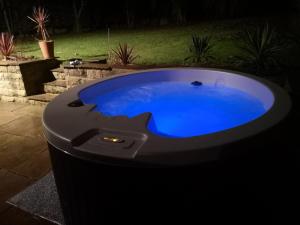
[42,67,292,166]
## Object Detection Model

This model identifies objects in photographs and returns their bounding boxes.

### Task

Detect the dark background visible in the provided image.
[0,0,299,34]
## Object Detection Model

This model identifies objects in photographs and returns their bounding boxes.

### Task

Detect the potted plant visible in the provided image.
[28,6,54,59]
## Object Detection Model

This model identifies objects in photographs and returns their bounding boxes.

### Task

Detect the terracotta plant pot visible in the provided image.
[39,40,54,59]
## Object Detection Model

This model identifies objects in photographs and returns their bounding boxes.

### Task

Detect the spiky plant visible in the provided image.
[112,43,138,65]
[27,6,50,41]
[185,34,215,64]
[0,32,14,61]
[235,23,285,75]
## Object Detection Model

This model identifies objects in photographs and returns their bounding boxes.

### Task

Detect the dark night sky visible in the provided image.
[0,0,299,33]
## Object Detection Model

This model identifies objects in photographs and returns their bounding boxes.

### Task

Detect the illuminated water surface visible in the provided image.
[80,81,266,138]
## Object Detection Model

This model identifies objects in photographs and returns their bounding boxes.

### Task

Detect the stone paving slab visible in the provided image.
[0,169,31,208]
[0,115,45,138]
[0,102,55,224]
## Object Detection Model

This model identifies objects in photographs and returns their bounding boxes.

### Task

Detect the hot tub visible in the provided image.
[43,68,291,224]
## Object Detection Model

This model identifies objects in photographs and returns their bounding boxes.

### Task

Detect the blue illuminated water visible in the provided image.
[80,81,266,138]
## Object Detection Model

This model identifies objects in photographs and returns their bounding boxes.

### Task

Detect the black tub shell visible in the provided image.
[43,68,291,225]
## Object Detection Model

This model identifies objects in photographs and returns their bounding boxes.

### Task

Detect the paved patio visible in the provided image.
[0,95,299,224]
[0,102,53,225]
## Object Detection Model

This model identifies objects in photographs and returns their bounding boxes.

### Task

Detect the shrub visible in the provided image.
[0,32,14,60]
[27,6,50,41]
[234,23,286,76]
[184,34,215,64]
[111,43,138,65]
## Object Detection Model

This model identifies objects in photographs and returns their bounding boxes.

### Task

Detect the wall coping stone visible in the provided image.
[64,63,112,70]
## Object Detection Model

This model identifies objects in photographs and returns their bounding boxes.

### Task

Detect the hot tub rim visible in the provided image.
[42,67,291,166]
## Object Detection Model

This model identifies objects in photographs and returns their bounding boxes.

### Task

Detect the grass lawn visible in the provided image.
[15,20,242,65]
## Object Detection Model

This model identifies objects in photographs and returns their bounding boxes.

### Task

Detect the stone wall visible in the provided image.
[64,63,138,89]
[0,59,60,102]
[0,63,25,97]
[0,60,141,104]
[64,63,112,88]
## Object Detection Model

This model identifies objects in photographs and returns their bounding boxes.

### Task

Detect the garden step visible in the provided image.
[51,68,66,80]
[27,93,58,105]
[44,80,67,94]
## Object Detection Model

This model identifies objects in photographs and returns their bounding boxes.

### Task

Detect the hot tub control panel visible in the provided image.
[102,136,125,144]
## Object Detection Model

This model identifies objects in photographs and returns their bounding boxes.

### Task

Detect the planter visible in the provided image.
[39,40,54,59]
[0,59,60,101]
